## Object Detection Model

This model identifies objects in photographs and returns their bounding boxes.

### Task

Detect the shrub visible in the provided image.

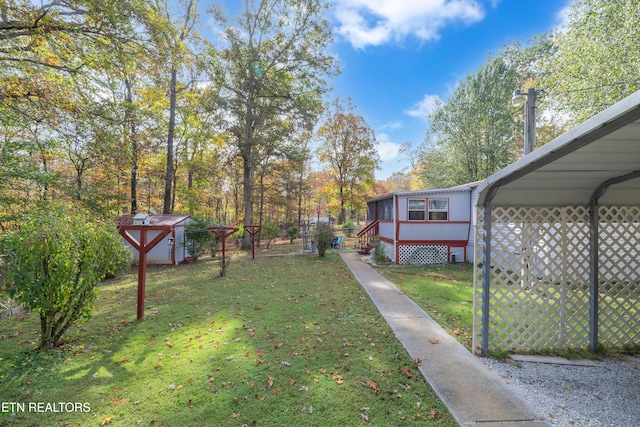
[185,216,213,261]
[287,226,298,244]
[261,221,279,249]
[0,206,130,349]
[312,221,334,257]
[374,243,392,263]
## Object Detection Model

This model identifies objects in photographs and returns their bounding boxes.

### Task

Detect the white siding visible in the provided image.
[399,222,469,241]
[378,221,395,241]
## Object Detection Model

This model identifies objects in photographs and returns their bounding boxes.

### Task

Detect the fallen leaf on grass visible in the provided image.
[361,413,369,422]
[365,380,380,395]
[332,375,344,384]
[399,366,413,378]
[117,358,132,364]
[100,416,113,425]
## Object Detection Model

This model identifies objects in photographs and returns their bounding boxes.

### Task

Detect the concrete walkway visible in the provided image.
[340,252,550,427]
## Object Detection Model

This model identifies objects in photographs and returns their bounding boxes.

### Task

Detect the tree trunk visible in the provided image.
[125,78,138,214]
[242,153,253,249]
[339,184,346,224]
[163,67,178,214]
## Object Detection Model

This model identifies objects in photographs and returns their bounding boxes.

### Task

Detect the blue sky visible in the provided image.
[207,0,571,180]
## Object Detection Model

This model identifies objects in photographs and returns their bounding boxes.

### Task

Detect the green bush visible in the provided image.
[374,243,392,263]
[287,226,298,244]
[0,206,130,349]
[262,221,279,249]
[312,221,334,257]
[185,216,213,261]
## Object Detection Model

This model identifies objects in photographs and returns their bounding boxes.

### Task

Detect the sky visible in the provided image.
[208,0,571,180]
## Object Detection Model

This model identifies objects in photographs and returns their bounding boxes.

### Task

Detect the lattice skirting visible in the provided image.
[399,245,447,265]
[473,206,640,354]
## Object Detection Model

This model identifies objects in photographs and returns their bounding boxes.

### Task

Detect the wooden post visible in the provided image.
[137,229,147,320]
[118,226,171,320]
[208,226,239,276]
[244,225,262,259]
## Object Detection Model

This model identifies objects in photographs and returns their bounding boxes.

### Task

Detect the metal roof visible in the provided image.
[476,90,640,207]
[116,214,191,227]
[367,184,473,203]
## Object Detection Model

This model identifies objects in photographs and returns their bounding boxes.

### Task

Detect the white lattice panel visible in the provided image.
[597,206,640,347]
[399,245,447,265]
[474,206,640,354]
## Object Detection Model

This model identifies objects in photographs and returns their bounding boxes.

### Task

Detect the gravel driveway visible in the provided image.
[482,355,640,426]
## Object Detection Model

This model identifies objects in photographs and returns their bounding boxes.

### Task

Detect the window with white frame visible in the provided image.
[428,198,448,221]
[408,199,426,221]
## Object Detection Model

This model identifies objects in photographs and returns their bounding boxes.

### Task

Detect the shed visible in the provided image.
[473,89,640,355]
[117,214,192,265]
[362,182,480,264]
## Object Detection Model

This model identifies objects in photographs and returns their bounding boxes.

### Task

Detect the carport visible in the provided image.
[473,90,640,355]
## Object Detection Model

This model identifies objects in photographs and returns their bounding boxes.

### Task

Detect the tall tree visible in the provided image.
[418,55,520,188]
[538,0,640,125]
[151,0,201,214]
[206,0,336,247]
[0,0,154,219]
[317,98,379,224]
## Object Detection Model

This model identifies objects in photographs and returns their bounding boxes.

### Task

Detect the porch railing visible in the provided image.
[357,220,379,252]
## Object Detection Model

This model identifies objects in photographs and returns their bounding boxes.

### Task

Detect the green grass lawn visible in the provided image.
[0,252,456,426]
[375,264,475,350]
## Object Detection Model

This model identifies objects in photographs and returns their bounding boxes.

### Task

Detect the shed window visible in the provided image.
[428,199,448,221]
[408,199,426,221]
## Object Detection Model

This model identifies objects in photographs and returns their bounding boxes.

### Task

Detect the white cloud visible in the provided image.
[554,3,572,34]
[334,0,486,49]
[376,133,402,160]
[379,120,404,130]
[404,94,442,119]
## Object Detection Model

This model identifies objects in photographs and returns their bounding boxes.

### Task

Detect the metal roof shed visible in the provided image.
[474,89,640,355]
[117,214,192,265]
